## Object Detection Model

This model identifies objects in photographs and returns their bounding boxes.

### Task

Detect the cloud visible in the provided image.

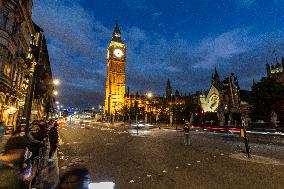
[33,0,111,60]
[122,0,149,10]
[152,12,162,21]
[193,29,253,68]
[32,0,284,107]
[33,0,110,106]
[124,27,284,95]
[236,0,256,8]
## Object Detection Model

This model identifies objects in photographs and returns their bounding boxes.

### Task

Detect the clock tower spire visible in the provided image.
[112,21,122,43]
[105,21,126,116]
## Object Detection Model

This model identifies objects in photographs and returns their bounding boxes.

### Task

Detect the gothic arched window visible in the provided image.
[0,7,9,29]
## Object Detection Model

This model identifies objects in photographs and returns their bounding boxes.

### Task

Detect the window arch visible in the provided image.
[0,7,9,29]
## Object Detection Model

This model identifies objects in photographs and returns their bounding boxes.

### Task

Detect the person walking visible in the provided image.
[24,120,46,188]
[48,120,59,162]
[183,121,191,146]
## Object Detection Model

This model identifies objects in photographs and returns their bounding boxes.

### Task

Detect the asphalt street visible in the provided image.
[58,122,284,189]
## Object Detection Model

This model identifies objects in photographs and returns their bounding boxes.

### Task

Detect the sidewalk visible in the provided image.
[0,134,59,189]
[0,134,26,189]
[0,163,20,189]
[39,149,59,189]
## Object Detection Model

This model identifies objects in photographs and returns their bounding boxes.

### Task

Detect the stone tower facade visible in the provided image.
[266,57,284,85]
[104,22,126,115]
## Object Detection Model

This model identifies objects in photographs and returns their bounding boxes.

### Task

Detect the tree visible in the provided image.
[119,105,130,122]
[250,77,284,121]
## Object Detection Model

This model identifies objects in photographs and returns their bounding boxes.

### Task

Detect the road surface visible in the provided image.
[57,122,284,189]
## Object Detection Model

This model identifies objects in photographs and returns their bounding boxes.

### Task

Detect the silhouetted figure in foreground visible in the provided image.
[48,120,59,161]
[59,167,90,189]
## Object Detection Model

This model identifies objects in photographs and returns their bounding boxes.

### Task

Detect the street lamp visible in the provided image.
[53,90,59,96]
[55,101,60,105]
[146,92,153,98]
[53,79,60,86]
[146,92,153,124]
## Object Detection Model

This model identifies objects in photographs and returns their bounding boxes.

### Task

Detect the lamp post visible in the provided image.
[146,92,153,124]
[52,78,60,119]
[134,100,138,135]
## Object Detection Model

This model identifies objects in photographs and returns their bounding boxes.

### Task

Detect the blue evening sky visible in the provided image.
[32,0,284,107]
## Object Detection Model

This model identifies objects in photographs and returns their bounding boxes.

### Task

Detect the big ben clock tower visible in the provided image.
[105,22,126,115]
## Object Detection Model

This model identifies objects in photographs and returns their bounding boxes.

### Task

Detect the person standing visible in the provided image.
[48,120,59,162]
[25,120,46,188]
[183,121,191,146]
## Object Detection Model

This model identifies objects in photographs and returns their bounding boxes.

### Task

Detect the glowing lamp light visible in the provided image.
[53,90,59,96]
[146,92,153,98]
[31,110,38,115]
[53,79,60,86]
[56,101,60,105]
[7,106,18,114]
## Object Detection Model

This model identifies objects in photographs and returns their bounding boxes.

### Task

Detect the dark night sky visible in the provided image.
[32,0,284,108]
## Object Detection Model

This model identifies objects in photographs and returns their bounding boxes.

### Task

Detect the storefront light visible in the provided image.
[7,106,18,114]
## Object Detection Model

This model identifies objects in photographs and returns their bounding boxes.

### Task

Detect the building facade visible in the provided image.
[200,69,241,113]
[105,22,126,115]
[0,0,53,133]
[266,57,284,85]
[0,0,35,132]
[266,58,284,123]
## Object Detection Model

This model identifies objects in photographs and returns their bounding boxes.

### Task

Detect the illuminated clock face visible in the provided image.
[113,48,124,58]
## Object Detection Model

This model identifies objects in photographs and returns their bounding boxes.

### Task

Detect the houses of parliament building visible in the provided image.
[104,23,243,118]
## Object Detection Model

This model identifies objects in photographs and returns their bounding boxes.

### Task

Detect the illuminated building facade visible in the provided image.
[0,1,54,133]
[0,0,35,132]
[266,57,284,85]
[105,22,126,115]
[200,69,241,113]
[266,58,284,123]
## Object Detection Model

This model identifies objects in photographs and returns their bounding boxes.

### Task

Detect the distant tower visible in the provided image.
[166,79,172,99]
[212,68,221,89]
[104,22,126,115]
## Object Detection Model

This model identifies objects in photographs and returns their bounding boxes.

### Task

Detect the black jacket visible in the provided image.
[49,126,58,143]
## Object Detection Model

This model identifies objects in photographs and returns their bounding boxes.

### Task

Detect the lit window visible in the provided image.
[3,63,10,76]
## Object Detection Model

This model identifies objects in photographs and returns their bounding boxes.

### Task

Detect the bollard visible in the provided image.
[240,125,251,158]
[136,123,138,135]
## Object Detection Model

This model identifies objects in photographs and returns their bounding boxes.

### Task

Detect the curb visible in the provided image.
[230,153,284,166]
